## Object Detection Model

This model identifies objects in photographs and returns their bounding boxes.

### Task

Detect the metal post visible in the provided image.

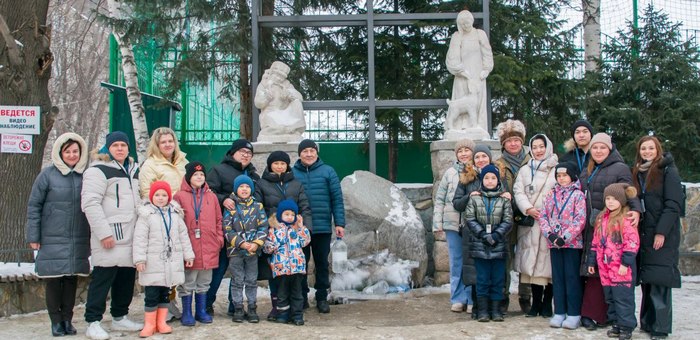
[251,0,261,142]
[367,0,376,174]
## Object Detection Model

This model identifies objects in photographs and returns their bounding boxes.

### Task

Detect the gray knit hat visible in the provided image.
[473,144,492,162]
[590,133,613,150]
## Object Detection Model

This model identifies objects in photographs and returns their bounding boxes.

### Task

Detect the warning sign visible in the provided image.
[0,105,41,135]
[1,134,33,154]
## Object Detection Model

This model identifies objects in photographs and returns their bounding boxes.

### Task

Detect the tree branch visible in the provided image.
[0,14,22,66]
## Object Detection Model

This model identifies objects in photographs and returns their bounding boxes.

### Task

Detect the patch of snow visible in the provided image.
[384,186,421,226]
[331,250,418,294]
[0,262,35,276]
[347,173,357,184]
[395,183,433,189]
[683,182,700,188]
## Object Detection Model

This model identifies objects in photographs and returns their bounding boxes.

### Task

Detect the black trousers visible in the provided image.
[603,284,637,330]
[45,276,78,323]
[640,283,673,335]
[144,286,170,311]
[278,274,304,321]
[84,266,136,322]
[301,233,331,301]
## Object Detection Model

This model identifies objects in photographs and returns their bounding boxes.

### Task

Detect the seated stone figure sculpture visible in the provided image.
[254,61,306,143]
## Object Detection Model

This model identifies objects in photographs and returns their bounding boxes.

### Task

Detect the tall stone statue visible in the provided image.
[254,61,306,143]
[445,10,494,140]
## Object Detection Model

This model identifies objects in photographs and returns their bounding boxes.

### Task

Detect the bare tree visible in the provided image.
[583,0,601,72]
[0,1,58,261]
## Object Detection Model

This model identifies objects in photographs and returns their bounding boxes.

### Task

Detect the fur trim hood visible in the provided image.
[564,138,577,153]
[528,134,558,169]
[51,132,89,175]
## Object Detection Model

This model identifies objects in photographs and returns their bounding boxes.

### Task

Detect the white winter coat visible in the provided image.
[133,202,194,287]
[433,162,463,232]
[513,135,558,284]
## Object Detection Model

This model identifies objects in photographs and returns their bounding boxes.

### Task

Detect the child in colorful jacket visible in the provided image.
[264,199,311,326]
[223,175,268,323]
[538,162,586,329]
[587,183,640,340]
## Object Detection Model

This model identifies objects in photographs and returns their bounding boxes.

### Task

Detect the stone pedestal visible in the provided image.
[444,128,491,141]
[250,142,300,174]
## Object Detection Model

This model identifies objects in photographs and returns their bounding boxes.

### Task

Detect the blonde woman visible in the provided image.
[139,127,189,199]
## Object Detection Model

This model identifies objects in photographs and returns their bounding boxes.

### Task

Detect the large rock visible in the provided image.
[434,271,450,286]
[341,171,428,285]
[433,240,450,272]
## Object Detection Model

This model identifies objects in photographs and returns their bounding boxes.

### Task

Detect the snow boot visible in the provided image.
[562,315,581,329]
[540,284,554,318]
[180,295,195,326]
[267,295,279,321]
[549,314,566,328]
[139,311,157,338]
[607,324,621,338]
[477,297,490,322]
[194,293,213,323]
[232,305,245,323]
[527,284,543,317]
[490,299,504,322]
[155,308,172,334]
[247,304,260,323]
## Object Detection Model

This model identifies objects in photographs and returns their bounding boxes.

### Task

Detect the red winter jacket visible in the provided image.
[589,211,639,287]
[173,178,224,270]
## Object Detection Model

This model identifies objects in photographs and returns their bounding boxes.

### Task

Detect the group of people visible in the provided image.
[433,119,683,340]
[26,128,345,339]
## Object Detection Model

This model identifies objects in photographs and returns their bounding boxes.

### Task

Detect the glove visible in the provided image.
[554,237,566,248]
[547,233,559,245]
[483,234,496,246]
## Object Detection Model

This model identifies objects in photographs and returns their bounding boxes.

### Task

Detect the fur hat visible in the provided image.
[267,151,291,171]
[276,199,299,224]
[234,175,254,194]
[473,144,492,162]
[555,162,579,182]
[496,119,526,146]
[227,139,253,156]
[571,119,594,139]
[298,139,319,154]
[480,164,501,190]
[590,133,613,150]
[149,180,172,204]
[454,139,476,154]
[185,161,206,186]
[106,131,129,148]
[604,183,638,207]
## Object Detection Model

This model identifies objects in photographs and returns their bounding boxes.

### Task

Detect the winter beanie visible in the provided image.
[604,183,638,207]
[298,139,319,154]
[590,133,613,150]
[473,144,492,162]
[227,138,253,156]
[480,164,501,190]
[496,119,526,146]
[571,119,594,139]
[185,161,206,185]
[267,151,291,171]
[106,131,129,148]
[555,162,579,182]
[234,175,254,194]
[276,199,299,224]
[454,138,476,154]
[149,180,172,204]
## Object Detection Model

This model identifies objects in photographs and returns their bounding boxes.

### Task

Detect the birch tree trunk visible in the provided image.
[583,0,601,72]
[0,1,58,261]
[107,0,149,162]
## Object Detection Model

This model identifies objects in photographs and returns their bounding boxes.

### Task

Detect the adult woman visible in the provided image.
[26,133,90,337]
[257,150,312,319]
[513,134,558,317]
[139,127,188,199]
[632,136,683,340]
[579,133,641,330]
[434,139,477,313]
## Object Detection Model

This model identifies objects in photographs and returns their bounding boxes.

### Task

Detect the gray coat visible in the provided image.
[26,133,91,277]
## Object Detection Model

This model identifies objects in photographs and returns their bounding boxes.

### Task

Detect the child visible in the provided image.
[133,181,195,338]
[587,183,640,340]
[263,199,311,326]
[173,162,223,326]
[223,175,268,323]
[538,162,586,329]
[463,164,513,322]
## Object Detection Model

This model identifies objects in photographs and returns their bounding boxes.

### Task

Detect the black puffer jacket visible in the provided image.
[579,149,642,276]
[635,153,683,288]
[464,189,513,260]
[453,176,481,286]
[207,157,261,209]
[258,169,312,230]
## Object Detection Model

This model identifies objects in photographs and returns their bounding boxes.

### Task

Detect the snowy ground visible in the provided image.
[1,275,699,339]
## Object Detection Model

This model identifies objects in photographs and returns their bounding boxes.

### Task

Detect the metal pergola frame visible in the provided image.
[251,1,490,173]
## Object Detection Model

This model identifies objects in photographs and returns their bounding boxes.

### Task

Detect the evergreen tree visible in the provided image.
[587,5,700,181]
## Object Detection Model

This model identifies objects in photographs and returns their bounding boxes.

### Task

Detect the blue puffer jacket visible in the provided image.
[292,158,345,234]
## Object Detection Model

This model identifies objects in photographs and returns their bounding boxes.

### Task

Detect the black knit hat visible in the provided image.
[298,139,318,154]
[106,131,129,147]
[185,161,206,186]
[571,120,594,139]
[267,151,291,171]
[555,162,578,182]
[227,138,253,156]
[480,164,501,190]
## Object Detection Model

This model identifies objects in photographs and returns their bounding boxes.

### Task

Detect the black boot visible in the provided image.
[618,327,633,340]
[476,296,490,322]
[232,305,245,323]
[527,284,543,317]
[607,324,621,338]
[267,295,279,321]
[540,284,553,318]
[62,321,77,335]
[500,298,509,316]
[247,304,259,323]
[490,300,504,322]
[581,317,597,331]
[471,287,478,320]
[518,296,532,314]
[51,322,66,337]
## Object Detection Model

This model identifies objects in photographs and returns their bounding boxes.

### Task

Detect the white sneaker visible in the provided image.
[86,321,110,340]
[451,303,465,312]
[111,316,143,331]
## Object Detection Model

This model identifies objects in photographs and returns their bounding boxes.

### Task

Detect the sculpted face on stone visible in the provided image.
[254,61,306,143]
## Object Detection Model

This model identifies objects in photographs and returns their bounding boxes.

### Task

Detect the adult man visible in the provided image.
[293,139,345,313]
[560,119,594,174]
[205,138,261,315]
[81,131,143,339]
[493,119,532,314]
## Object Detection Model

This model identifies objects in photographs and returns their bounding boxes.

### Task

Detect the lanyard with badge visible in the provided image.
[550,190,575,233]
[159,207,173,259]
[192,188,204,238]
[483,196,495,233]
[528,159,544,195]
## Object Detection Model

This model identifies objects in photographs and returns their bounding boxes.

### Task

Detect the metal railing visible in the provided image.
[0,249,35,266]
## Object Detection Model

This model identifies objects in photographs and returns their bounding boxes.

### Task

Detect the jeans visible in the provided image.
[84,266,136,322]
[446,230,472,305]
[551,248,582,316]
[474,258,506,301]
[302,233,332,302]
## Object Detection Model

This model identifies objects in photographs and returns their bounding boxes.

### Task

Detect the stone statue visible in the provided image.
[254,61,306,143]
[444,10,494,140]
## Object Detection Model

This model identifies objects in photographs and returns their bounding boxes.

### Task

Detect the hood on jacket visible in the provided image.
[657,152,675,169]
[555,178,582,193]
[52,132,89,175]
[178,176,211,194]
[528,134,558,169]
[262,168,296,183]
[564,138,577,153]
[456,161,479,185]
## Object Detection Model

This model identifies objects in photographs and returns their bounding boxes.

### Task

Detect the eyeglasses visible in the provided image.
[237,149,253,157]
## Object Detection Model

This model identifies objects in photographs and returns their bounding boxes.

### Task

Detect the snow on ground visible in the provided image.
[0,262,35,276]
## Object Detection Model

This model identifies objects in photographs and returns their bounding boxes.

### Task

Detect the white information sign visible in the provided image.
[1,134,33,154]
[0,105,41,135]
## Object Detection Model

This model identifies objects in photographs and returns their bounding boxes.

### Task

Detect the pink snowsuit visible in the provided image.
[538,180,586,249]
[589,211,640,287]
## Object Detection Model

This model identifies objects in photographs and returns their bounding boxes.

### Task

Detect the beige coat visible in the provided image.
[138,152,188,199]
[133,202,194,287]
[513,135,558,285]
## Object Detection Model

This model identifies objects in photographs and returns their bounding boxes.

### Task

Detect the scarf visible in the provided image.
[638,160,653,173]
[502,148,527,173]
